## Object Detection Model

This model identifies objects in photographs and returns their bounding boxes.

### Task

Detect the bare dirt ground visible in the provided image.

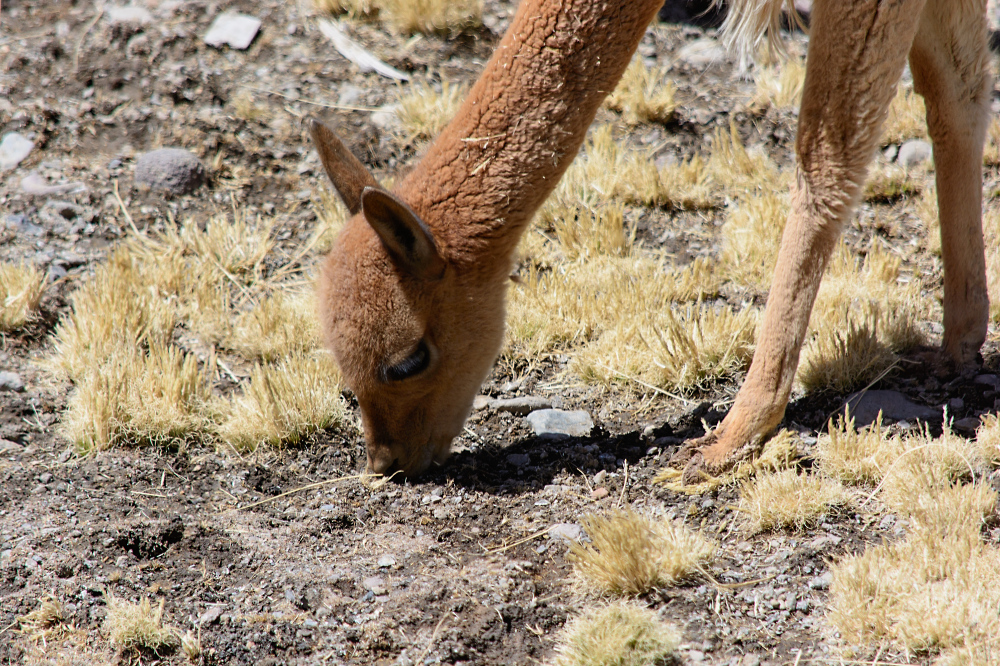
[3,1,1000,664]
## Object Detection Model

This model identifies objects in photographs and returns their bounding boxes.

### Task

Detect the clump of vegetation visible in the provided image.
[881,86,927,146]
[605,57,677,125]
[0,262,45,331]
[314,0,482,34]
[739,468,848,533]
[553,603,680,666]
[48,211,347,454]
[18,594,67,643]
[751,58,806,110]
[569,509,715,596]
[396,79,467,143]
[104,592,181,656]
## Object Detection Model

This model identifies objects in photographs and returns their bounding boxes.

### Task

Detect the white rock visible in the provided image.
[204,13,262,50]
[362,576,386,595]
[0,372,24,392]
[0,133,34,172]
[377,555,396,568]
[526,409,594,437]
[897,139,932,168]
[548,523,583,543]
[106,6,153,25]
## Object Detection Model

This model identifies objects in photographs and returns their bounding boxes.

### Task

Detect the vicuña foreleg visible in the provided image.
[672,0,930,482]
[910,0,990,368]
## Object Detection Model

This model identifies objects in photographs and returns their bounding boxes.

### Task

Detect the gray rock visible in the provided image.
[106,5,153,25]
[883,145,899,162]
[0,133,34,171]
[975,374,1000,389]
[362,576,386,595]
[135,148,205,195]
[506,453,530,467]
[204,13,261,50]
[952,416,981,435]
[377,555,396,568]
[0,372,24,392]
[809,571,833,590]
[337,84,363,107]
[897,139,933,168]
[526,409,594,438]
[472,395,490,411]
[4,213,44,236]
[199,605,224,625]
[842,390,939,426]
[675,38,726,68]
[548,523,583,543]
[0,439,23,455]
[490,396,551,416]
[369,104,400,130]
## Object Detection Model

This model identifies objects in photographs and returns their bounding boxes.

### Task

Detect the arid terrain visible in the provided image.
[4,0,1000,664]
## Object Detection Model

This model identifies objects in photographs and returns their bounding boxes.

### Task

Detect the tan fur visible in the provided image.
[314,0,990,479]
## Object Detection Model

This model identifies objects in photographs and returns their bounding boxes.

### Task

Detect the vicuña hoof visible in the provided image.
[668,429,766,485]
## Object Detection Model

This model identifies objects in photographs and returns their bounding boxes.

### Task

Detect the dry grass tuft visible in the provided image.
[103,592,180,655]
[315,0,482,34]
[569,509,715,596]
[864,163,923,203]
[218,351,347,453]
[705,122,780,195]
[738,468,848,533]
[881,86,927,146]
[553,603,680,666]
[49,210,347,454]
[751,58,806,110]
[18,594,67,643]
[396,79,467,143]
[0,262,45,331]
[60,345,214,452]
[535,200,633,261]
[982,117,1000,167]
[604,57,677,126]
[816,414,901,484]
[797,243,926,394]
[571,303,758,393]
[829,478,1000,655]
[719,190,788,291]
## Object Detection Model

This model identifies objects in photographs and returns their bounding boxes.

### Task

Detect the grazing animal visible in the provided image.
[312,0,990,481]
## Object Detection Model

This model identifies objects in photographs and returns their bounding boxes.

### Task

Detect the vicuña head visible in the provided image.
[311,0,664,477]
[311,121,508,477]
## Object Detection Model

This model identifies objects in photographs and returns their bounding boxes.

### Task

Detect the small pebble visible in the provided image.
[525,409,594,438]
[0,133,34,171]
[590,487,609,500]
[897,139,933,168]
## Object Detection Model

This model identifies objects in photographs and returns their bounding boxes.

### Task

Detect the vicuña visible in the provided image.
[311,0,989,482]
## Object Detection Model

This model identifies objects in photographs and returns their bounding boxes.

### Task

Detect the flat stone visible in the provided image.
[842,390,939,426]
[489,396,551,416]
[106,5,153,25]
[548,523,583,543]
[204,13,261,50]
[952,417,981,435]
[0,133,34,171]
[0,372,24,392]
[975,374,1000,389]
[0,439,22,455]
[377,555,396,568]
[675,38,726,68]
[21,172,86,196]
[472,395,490,411]
[506,453,530,467]
[525,409,594,438]
[135,148,205,195]
[362,576,386,595]
[897,139,933,168]
[199,605,224,625]
[590,487,609,500]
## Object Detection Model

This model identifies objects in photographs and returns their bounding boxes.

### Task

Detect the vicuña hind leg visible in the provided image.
[672,0,927,483]
[909,0,990,368]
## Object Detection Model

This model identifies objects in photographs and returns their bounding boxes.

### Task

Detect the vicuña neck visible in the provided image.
[397,0,662,272]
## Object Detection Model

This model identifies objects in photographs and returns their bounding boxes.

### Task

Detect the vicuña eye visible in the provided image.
[382,340,431,382]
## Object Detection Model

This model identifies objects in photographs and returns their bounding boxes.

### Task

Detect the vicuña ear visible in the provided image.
[361,187,445,280]
[309,117,379,215]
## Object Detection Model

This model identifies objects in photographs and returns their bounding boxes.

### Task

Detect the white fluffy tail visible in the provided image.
[719,0,802,69]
